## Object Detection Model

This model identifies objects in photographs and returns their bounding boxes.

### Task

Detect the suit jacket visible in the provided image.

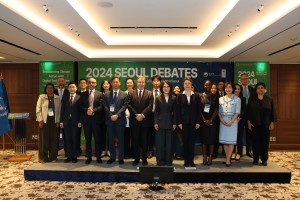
[60,93,81,125]
[154,94,177,129]
[36,94,61,123]
[54,88,69,100]
[79,90,105,125]
[176,92,201,125]
[103,90,127,126]
[127,89,154,127]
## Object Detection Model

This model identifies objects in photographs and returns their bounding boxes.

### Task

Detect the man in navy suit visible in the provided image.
[79,78,105,164]
[60,81,81,163]
[103,76,127,165]
[127,76,154,166]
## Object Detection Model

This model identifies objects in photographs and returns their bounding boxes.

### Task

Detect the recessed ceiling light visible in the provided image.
[98,2,113,8]
[0,56,5,59]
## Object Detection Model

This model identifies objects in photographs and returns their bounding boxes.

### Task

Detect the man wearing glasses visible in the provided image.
[79,78,105,164]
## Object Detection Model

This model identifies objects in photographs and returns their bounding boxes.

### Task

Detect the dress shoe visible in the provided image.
[207,155,213,166]
[142,159,148,166]
[246,152,253,158]
[107,159,115,164]
[253,160,258,165]
[97,157,102,164]
[226,163,231,167]
[64,157,72,163]
[190,162,196,167]
[184,162,189,167]
[85,158,92,164]
[203,161,208,166]
[262,161,268,166]
[72,158,77,163]
[235,154,241,161]
[119,160,124,165]
[132,160,139,166]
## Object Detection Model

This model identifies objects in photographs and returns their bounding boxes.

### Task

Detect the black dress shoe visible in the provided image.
[132,160,139,166]
[226,163,231,167]
[119,160,124,165]
[247,152,253,158]
[184,162,189,167]
[262,161,268,166]
[190,162,196,167]
[253,160,258,165]
[97,157,102,164]
[203,162,208,166]
[142,159,148,166]
[107,159,115,164]
[72,158,77,163]
[85,158,92,164]
[64,157,72,163]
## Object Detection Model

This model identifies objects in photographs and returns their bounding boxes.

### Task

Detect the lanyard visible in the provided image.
[203,93,211,105]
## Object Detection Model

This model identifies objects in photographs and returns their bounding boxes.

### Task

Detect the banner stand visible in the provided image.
[7,113,32,162]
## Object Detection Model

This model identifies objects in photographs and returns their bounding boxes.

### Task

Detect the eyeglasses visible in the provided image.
[88,82,96,84]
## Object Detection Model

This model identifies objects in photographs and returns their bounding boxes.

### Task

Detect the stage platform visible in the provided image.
[24,153,291,183]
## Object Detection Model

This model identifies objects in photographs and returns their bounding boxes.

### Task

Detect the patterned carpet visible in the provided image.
[0,150,299,200]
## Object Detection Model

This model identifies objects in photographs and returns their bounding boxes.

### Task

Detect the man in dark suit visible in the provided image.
[79,78,105,164]
[103,76,127,165]
[127,76,154,166]
[77,78,87,156]
[60,82,81,163]
[148,75,161,159]
[240,73,256,158]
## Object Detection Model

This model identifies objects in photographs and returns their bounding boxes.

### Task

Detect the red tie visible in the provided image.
[138,90,142,104]
[89,91,93,106]
[70,95,73,105]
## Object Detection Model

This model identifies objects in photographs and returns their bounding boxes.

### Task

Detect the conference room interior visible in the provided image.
[0,1,300,199]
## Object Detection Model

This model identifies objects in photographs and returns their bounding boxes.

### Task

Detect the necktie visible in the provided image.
[59,89,63,100]
[244,86,248,99]
[155,89,158,97]
[70,95,73,105]
[138,90,142,104]
[113,92,117,104]
[89,90,93,108]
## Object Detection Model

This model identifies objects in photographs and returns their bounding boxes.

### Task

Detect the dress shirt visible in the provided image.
[183,90,195,104]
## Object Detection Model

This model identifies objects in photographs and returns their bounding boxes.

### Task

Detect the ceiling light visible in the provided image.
[290,36,298,41]
[227,32,232,37]
[235,25,240,31]
[257,4,264,12]
[68,25,73,31]
[42,5,48,12]
[0,56,5,59]
[75,31,80,36]
[98,2,113,8]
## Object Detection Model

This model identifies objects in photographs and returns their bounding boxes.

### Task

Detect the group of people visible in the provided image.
[36,73,277,168]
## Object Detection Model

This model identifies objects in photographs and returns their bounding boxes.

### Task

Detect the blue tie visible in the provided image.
[113,92,117,104]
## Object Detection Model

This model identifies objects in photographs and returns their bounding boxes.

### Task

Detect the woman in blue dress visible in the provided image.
[218,82,241,167]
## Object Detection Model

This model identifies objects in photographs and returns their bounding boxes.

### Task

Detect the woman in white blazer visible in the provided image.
[36,83,61,163]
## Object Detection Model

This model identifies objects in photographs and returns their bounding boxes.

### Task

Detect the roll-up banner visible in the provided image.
[78,62,233,93]
[234,62,270,95]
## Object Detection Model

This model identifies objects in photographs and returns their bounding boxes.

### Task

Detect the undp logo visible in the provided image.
[203,72,208,77]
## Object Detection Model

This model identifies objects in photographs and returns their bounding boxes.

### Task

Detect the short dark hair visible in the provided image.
[224,81,235,93]
[151,75,162,82]
[182,78,192,85]
[125,78,134,85]
[212,82,217,87]
[100,79,112,92]
[160,80,172,94]
[204,80,212,86]
[79,78,87,83]
[43,83,55,94]
[255,82,266,89]
[191,83,197,92]
[68,81,77,87]
[111,75,120,82]
[218,80,225,85]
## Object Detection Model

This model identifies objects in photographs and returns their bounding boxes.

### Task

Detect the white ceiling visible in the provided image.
[0,0,299,63]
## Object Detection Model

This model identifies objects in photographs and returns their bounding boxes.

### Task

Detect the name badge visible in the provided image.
[204,104,210,113]
[110,104,115,112]
[48,108,54,116]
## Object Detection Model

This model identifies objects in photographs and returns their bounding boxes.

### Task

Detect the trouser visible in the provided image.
[174,127,183,156]
[246,124,253,153]
[182,124,196,163]
[100,124,107,151]
[107,124,125,160]
[83,118,102,158]
[234,119,245,155]
[132,126,148,161]
[156,129,174,165]
[39,116,59,162]
[124,127,133,157]
[252,126,270,162]
[64,120,80,159]
[147,126,155,153]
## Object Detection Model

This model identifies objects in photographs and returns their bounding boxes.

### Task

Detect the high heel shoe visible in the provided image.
[207,155,213,166]
[203,156,208,165]
[235,154,240,161]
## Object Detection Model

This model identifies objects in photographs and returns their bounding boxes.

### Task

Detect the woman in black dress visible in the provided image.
[199,80,219,165]
[247,82,277,166]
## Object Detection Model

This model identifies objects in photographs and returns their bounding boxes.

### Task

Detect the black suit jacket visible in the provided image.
[79,90,105,125]
[127,89,154,127]
[103,90,127,126]
[60,93,81,125]
[154,94,177,129]
[176,92,201,125]
[241,85,256,100]
[54,88,69,99]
